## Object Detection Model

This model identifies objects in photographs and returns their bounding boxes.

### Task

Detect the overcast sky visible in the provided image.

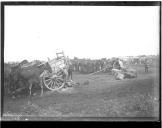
[4,6,159,62]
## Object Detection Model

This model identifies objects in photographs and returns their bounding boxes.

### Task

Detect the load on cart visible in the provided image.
[41,51,74,91]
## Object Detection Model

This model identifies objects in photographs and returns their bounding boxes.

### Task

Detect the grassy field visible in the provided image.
[2,64,159,121]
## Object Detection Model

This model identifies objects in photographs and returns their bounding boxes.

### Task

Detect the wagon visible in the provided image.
[42,51,69,91]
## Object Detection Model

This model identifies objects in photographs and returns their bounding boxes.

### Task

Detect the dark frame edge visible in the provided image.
[1,2,5,118]
[0,1,161,124]
[159,1,161,122]
[0,1,161,6]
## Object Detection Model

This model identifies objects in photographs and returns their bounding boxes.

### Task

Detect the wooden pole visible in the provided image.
[88,67,108,76]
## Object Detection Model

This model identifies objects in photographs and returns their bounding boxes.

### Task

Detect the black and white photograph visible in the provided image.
[1,2,160,121]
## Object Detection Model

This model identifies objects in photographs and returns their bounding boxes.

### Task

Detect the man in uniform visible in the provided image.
[66,57,73,80]
[144,61,149,73]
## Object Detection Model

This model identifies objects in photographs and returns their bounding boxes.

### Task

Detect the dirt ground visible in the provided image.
[2,64,159,121]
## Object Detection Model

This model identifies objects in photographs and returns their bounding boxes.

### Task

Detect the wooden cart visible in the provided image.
[42,51,69,91]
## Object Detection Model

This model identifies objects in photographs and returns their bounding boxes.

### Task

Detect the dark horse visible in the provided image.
[19,59,28,66]
[4,63,12,94]
[11,62,52,96]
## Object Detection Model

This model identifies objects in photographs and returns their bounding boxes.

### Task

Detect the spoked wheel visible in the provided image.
[43,69,66,91]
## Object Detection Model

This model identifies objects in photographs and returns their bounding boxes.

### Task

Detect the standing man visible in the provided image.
[113,58,124,70]
[144,61,149,73]
[66,57,73,81]
[118,59,124,70]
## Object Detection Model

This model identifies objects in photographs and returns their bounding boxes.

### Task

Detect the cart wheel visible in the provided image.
[43,69,66,91]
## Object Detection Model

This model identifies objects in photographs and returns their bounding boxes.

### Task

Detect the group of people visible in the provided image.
[66,56,153,75]
[111,57,150,73]
[68,58,115,74]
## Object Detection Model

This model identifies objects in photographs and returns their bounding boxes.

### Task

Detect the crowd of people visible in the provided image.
[68,55,155,74]
[69,58,112,74]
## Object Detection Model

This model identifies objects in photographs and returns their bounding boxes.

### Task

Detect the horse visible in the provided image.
[111,68,123,76]
[4,63,12,94]
[10,62,52,96]
[19,60,28,66]
[115,72,125,80]
[124,68,137,78]
[4,63,12,81]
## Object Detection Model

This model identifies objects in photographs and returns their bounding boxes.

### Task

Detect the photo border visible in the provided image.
[1,1,161,127]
